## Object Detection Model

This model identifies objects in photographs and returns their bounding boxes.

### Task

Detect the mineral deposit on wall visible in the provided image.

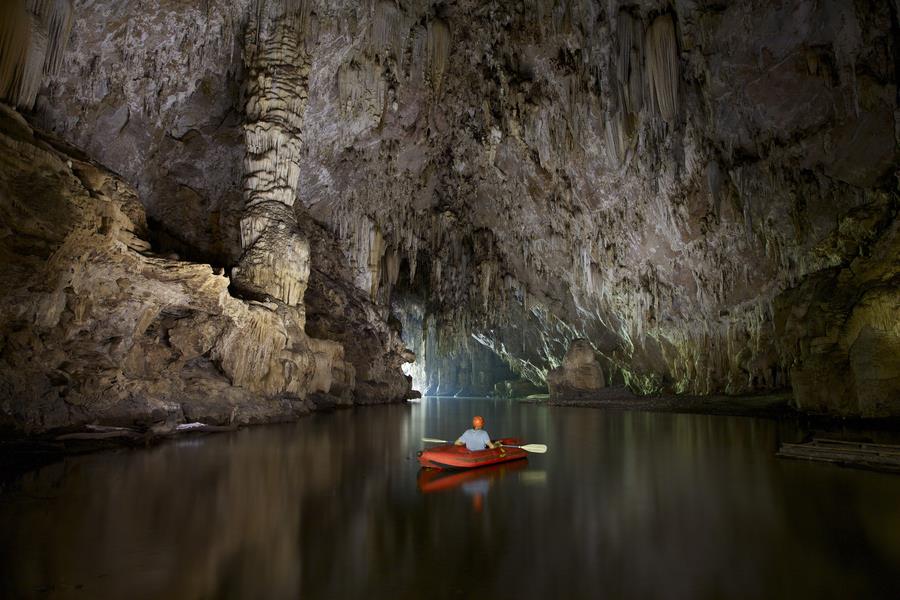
[0,0,897,431]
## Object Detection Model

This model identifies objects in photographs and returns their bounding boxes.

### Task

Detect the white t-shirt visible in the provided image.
[457,428,492,451]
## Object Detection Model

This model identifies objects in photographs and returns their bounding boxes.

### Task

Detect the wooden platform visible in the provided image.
[777,438,900,473]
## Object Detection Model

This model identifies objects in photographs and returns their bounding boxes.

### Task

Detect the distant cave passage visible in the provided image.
[389,255,521,398]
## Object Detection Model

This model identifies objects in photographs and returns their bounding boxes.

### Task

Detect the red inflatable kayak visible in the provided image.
[417,438,528,470]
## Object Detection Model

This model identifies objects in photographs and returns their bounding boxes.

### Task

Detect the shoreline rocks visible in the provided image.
[547,340,607,402]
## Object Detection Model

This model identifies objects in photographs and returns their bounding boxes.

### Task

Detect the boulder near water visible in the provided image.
[547,340,607,401]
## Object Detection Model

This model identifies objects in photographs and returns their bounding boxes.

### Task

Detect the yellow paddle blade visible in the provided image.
[422,437,448,444]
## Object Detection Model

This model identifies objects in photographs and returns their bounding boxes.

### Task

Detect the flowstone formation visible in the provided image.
[0,0,412,435]
[264,0,896,414]
[2,0,898,422]
[0,101,411,434]
[288,0,897,415]
[0,105,315,432]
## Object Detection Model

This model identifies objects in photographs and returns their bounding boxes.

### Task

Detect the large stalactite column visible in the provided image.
[232,2,311,308]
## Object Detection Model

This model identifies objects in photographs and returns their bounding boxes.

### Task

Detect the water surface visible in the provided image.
[1,398,899,599]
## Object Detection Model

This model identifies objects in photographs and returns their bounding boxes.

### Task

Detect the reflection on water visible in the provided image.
[418,459,528,514]
[1,399,899,599]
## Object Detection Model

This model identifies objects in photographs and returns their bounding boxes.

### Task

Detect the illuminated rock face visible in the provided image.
[232,7,311,307]
[0,105,310,432]
[4,0,898,421]
[0,105,411,433]
[548,340,607,401]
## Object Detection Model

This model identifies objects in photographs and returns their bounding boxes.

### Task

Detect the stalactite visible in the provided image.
[604,109,633,167]
[479,261,495,311]
[0,0,73,109]
[35,0,72,74]
[427,18,450,95]
[337,57,386,124]
[616,9,644,116]
[0,3,30,106]
[645,14,679,122]
[18,12,46,109]
[371,0,408,57]
[385,248,401,287]
[368,226,385,300]
[408,24,427,84]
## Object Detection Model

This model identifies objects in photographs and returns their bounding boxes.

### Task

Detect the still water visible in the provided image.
[1,398,899,599]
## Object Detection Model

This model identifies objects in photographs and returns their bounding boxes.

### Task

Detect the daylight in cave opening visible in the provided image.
[0,0,899,598]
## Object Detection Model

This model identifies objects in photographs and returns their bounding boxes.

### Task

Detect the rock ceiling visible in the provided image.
[0,0,897,430]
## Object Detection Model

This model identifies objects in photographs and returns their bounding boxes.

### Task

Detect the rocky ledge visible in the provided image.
[0,105,412,437]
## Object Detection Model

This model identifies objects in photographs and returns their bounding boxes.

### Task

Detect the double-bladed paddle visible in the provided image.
[421,437,548,454]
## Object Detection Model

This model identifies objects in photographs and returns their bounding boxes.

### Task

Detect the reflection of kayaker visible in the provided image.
[460,478,490,496]
[455,415,501,450]
[417,459,528,493]
[463,478,490,513]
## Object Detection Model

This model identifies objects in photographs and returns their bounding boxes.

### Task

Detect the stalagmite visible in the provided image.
[232,4,312,306]
[2,0,895,433]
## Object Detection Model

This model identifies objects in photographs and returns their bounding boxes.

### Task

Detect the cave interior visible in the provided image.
[0,0,898,435]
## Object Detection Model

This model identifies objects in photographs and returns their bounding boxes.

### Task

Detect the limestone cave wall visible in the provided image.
[1,0,898,425]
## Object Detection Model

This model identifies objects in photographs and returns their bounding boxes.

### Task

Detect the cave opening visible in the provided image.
[388,248,524,398]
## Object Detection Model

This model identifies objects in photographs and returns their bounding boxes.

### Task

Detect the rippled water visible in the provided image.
[1,398,899,599]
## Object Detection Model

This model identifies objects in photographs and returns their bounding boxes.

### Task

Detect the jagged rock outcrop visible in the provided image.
[32,0,250,265]
[300,216,413,405]
[5,0,898,418]
[547,339,607,401]
[774,214,900,417]
[0,105,408,435]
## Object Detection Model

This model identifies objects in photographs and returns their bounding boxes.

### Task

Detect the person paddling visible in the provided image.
[455,415,502,451]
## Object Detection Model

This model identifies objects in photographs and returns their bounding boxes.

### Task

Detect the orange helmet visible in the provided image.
[472,415,485,429]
